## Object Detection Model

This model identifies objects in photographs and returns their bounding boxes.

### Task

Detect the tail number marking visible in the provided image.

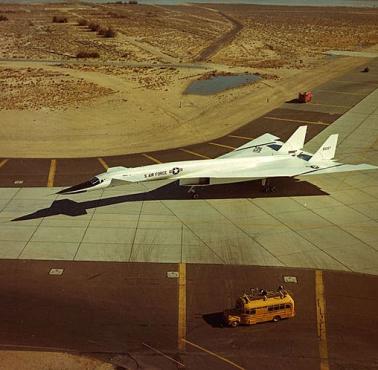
[253,146,262,153]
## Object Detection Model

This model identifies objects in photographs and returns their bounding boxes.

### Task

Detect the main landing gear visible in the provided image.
[188,186,199,199]
[261,179,277,193]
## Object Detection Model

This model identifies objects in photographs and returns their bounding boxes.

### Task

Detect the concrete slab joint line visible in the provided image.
[143,343,185,367]
[315,270,329,370]
[178,263,186,352]
[183,339,246,370]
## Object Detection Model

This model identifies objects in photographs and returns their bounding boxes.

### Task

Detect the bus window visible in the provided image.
[285,304,291,309]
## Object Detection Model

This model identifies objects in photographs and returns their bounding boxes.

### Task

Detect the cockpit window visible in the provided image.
[89,177,100,186]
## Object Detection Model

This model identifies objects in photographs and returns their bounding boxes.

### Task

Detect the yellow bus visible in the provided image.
[224,287,295,327]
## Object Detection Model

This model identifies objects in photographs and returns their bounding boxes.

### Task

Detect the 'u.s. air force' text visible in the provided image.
[144,167,183,179]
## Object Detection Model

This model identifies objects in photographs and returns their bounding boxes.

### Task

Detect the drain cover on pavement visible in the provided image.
[49,268,64,276]
[167,271,179,278]
[283,276,298,283]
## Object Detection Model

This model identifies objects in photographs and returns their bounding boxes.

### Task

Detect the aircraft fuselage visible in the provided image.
[58,155,291,194]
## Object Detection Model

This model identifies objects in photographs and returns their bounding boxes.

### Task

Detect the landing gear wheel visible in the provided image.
[273,316,281,322]
[188,186,199,199]
[230,321,239,328]
[261,179,277,193]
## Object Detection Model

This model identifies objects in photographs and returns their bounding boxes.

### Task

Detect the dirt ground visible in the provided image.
[0,3,377,157]
[0,66,114,110]
[202,4,378,68]
[1,3,376,65]
[0,350,113,370]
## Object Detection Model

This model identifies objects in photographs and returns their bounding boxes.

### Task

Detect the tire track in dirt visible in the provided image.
[193,9,243,62]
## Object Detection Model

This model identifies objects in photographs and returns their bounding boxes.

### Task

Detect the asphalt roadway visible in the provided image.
[0,58,377,369]
[0,260,377,370]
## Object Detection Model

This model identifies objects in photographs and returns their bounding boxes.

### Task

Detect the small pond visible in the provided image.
[184,73,261,95]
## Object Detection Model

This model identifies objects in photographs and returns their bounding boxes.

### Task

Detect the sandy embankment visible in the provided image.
[0,52,373,159]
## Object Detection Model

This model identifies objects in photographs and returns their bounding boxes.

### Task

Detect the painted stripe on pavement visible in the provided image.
[142,153,162,164]
[179,148,211,159]
[98,157,109,170]
[178,263,186,352]
[47,159,56,187]
[315,270,330,370]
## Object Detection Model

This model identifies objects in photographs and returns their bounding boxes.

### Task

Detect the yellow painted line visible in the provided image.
[98,157,109,170]
[143,343,185,367]
[47,159,56,188]
[264,116,329,126]
[0,159,9,169]
[228,135,254,140]
[183,339,245,370]
[209,142,236,150]
[179,148,211,159]
[308,103,351,109]
[178,263,186,352]
[317,89,366,96]
[142,153,162,164]
[315,270,330,370]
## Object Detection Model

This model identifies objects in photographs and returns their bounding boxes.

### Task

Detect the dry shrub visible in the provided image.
[77,19,88,26]
[76,50,100,58]
[98,27,117,38]
[52,16,68,23]
[107,11,127,18]
[88,22,101,32]
[0,15,9,21]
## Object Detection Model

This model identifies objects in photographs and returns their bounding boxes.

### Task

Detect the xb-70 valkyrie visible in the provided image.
[58,126,377,196]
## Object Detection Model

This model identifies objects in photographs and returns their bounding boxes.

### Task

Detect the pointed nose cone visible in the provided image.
[57,178,100,195]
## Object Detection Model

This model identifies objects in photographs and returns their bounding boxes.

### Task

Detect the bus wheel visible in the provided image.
[230,321,239,328]
[273,316,281,322]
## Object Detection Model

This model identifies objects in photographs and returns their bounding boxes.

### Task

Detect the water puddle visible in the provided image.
[184,73,261,95]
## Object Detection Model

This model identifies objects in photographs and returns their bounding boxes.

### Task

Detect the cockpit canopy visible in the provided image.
[89,177,101,186]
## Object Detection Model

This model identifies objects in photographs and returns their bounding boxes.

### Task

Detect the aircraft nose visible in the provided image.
[56,181,92,194]
[57,177,101,195]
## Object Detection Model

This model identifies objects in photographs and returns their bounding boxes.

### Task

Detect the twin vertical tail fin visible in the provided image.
[309,134,338,163]
[278,126,307,154]
[279,125,339,163]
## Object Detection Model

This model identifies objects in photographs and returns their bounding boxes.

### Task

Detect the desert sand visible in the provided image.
[0,3,377,158]
[0,350,113,370]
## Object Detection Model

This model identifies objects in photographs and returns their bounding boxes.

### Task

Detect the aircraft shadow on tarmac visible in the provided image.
[12,178,327,221]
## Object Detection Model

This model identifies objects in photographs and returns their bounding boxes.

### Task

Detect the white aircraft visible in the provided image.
[58,126,377,196]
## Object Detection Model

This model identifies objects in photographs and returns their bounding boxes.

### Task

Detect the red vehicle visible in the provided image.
[298,91,313,103]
